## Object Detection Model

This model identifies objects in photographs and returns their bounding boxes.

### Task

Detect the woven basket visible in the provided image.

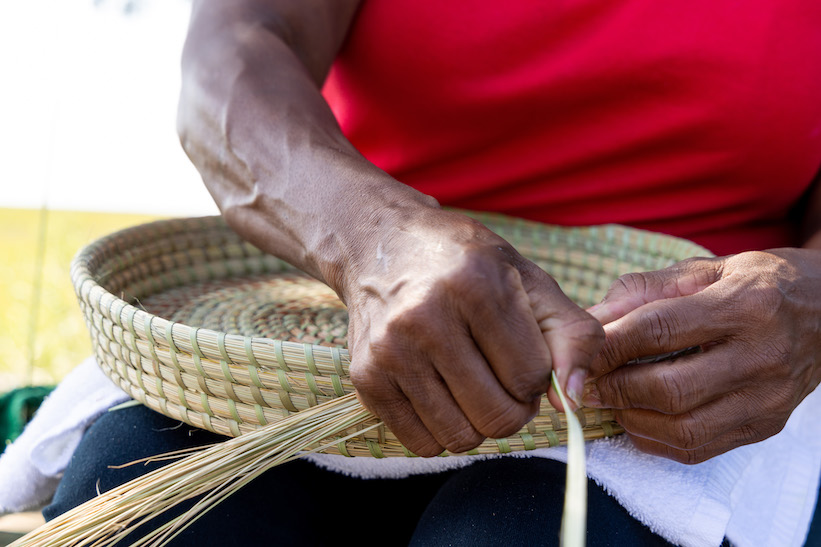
[70,211,711,457]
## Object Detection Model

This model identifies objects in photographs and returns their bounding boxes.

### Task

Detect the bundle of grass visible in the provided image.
[12,394,375,547]
[13,373,587,547]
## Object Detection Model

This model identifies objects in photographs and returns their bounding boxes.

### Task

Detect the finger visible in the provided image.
[349,346,448,457]
[588,257,722,326]
[625,414,786,464]
[610,385,768,451]
[367,285,541,444]
[354,322,500,455]
[354,380,447,458]
[524,267,604,410]
[586,344,747,413]
[542,308,605,411]
[434,333,542,440]
[589,286,735,378]
[399,364,488,454]
[462,264,553,403]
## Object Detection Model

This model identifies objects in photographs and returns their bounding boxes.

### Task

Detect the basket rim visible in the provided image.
[70,213,714,378]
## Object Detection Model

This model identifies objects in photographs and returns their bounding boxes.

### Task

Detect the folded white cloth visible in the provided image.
[3,356,819,547]
[0,356,129,514]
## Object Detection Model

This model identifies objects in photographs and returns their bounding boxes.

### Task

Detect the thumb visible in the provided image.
[588,257,723,325]
[524,266,604,411]
[539,301,605,411]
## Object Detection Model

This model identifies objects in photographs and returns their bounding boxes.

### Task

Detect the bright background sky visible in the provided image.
[0,0,223,390]
[0,0,218,216]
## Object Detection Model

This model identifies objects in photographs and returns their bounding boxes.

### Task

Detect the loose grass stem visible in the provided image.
[13,385,587,547]
[552,371,587,547]
[11,394,376,547]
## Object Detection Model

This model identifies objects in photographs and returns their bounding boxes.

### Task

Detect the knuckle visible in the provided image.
[403,431,446,457]
[436,423,484,454]
[348,360,381,392]
[671,413,710,450]
[740,416,784,444]
[359,343,386,371]
[575,313,606,345]
[473,402,531,439]
[443,253,526,308]
[655,368,697,414]
[443,251,496,287]
[632,433,714,465]
[735,424,767,447]
[764,382,798,419]
[672,257,721,290]
[499,264,524,288]
[368,400,446,457]
[596,373,629,408]
[598,341,626,373]
[745,250,778,267]
[674,447,711,465]
[368,317,440,368]
[506,369,551,402]
[411,442,446,458]
[761,341,792,376]
[640,308,679,349]
[382,307,430,340]
[613,272,648,297]
[553,312,606,361]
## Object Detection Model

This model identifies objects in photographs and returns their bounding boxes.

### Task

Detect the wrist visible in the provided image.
[320,187,442,302]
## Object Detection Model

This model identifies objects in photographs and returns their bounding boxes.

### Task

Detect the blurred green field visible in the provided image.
[0,208,163,391]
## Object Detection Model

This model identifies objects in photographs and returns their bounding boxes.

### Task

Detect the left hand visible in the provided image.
[584,249,821,464]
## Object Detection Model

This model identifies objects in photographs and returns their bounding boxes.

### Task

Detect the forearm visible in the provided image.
[177,0,439,296]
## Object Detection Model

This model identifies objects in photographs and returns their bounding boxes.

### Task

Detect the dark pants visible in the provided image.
[41,405,808,546]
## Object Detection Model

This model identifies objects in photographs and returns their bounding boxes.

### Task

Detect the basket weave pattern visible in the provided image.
[71,213,711,457]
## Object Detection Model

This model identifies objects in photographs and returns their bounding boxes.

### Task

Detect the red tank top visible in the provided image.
[323,1,821,255]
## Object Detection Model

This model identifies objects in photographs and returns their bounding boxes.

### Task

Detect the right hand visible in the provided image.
[341,208,604,456]
[178,0,604,457]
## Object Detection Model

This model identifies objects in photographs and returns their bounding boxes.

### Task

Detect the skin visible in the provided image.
[585,179,821,463]
[178,0,821,462]
[178,0,603,458]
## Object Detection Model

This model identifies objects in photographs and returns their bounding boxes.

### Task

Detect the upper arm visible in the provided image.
[184,0,362,87]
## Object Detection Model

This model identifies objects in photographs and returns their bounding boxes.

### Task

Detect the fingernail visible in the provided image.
[566,369,586,408]
[582,382,602,408]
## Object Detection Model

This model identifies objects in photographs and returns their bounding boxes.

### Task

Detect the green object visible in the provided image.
[0,386,54,453]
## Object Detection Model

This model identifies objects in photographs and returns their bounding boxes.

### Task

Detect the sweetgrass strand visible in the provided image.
[11,394,376,547]
[552,370,587,547]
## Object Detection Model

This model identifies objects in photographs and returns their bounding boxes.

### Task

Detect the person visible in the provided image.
[41,0,821,545]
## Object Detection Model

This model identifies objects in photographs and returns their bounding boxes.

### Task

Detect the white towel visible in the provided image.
[3,357,819,547]
[0,356,129,514]
[304,386,821,547]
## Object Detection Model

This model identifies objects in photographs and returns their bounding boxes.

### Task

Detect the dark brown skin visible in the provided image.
[178,0,821,461]
[585,180,821,463]
[177,0,603,457]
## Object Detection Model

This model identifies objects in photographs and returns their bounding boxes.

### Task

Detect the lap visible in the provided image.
[44,405,449,545]
[43,405,685,546]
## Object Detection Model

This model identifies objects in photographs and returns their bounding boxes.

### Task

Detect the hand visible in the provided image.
[342,208,604,457]
[585,249,821,463]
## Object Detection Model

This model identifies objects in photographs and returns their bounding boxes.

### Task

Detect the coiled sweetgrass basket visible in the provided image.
[70,211,711,457]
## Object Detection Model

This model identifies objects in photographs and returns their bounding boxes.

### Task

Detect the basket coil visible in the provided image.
[70,212,712,457]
